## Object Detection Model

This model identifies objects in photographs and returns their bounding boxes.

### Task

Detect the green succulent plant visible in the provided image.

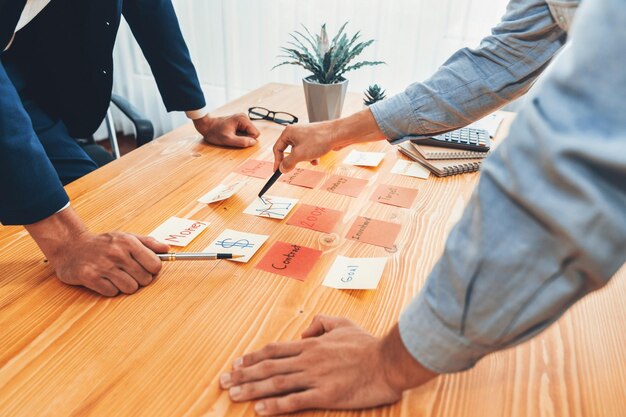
[363,84,387,106]
[274,22,384,84]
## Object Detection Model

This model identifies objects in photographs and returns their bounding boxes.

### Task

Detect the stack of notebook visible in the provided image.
[398,142,490,177]
[397,113,503,177]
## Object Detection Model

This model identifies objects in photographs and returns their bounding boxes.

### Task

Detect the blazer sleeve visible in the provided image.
[0,60,69,225]
[122,0,206,112]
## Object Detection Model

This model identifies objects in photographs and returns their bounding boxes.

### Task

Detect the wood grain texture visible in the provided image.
[1,84,624,417]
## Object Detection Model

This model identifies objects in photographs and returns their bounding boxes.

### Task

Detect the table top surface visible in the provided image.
[1,83,624,417]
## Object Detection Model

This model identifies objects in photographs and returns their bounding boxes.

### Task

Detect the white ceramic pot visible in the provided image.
[302,76,349,122]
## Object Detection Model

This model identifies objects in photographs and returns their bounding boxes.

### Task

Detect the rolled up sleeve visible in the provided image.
[371,0,567,143]
[398,0,626,373]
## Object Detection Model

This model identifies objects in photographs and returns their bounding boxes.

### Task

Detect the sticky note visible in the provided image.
[346,216,401,248]
[343,150,385,167]
[234,159,274,179]
[390,160,430,179]
[370,184,418,208]
[198,180,248,204]
[243,195,299,219]
[286,204,343,233]
[322,256,388,290]
[149,217,209,247]
[322,175,368,198]
[279,168,325,189]
[203,229,269,263]
[255,241,323,281]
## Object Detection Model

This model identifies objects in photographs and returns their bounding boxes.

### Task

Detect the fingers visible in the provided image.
[228,373,309,404]
[272,136,289,172]
[132,235,166,277]
[279,153,298,173]
[221,357,301,389]
[86,277,120,297]
[104,269,139,295]
[225,135,258,148]
[301,315,355,338]
[236,114,261,138]
[236,341,304,369]
[254,391,319,416]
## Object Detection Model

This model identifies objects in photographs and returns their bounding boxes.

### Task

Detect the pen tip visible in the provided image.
[232,254,246,259]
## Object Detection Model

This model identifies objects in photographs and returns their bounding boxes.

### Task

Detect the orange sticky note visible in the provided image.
[322,175,368,198]
[234,159,274,179]
[346,216,401,248]
[370,184,418,208]
[279,168,325,189]
[255,241,323,281]
[286,204,344,233]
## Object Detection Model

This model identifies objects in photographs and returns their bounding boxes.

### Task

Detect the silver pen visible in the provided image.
[157,252,245,261]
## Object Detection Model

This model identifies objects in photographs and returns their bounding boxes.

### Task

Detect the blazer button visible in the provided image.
[102,70,108,75]
[105,21,110,26]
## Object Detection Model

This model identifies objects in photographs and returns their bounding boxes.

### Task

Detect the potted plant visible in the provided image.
[363,84,387,106]
[275,22,384,122]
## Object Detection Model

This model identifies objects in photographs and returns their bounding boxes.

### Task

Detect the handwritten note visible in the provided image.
[243,195,299,219]
[286,204,343,233]
[279,168,325,189]
[370,184,418,208]
[255,241,323,281]
[322,175,368,198]
[322,256,388,290]
[343,150,385,167]
[346,216,401,248]
[390,160,430,179]
[203,229,269,263]
[234,159,274,179]
[149,217,209,247]
[198,180,248,204]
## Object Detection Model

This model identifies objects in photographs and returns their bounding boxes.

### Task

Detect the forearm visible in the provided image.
[380,324,438,391]
[329,109,388,148]
[398,0,626,373]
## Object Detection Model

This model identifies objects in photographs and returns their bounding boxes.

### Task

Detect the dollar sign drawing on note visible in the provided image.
[216,238,254,249]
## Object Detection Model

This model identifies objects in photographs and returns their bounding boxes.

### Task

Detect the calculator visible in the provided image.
[411,127,492,152]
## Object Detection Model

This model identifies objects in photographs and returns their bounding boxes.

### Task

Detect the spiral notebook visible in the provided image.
[410,142,490,160]
[398,143,482,177]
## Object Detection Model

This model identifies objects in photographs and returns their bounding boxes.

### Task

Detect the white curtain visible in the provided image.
[107,0,509,138]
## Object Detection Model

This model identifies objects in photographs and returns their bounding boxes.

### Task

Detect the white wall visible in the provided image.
[109,0,509,137]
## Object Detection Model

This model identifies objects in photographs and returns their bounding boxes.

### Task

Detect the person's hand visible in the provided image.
[220,315,438,415]
[273,108,388,173]
[272,122,338,173]
[194,114,260,148]
[48,231,170,296]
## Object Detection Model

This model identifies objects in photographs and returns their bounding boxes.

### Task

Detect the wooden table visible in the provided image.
[1,84,624,417]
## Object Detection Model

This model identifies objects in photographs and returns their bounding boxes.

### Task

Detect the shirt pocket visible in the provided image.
[546,0,581,31]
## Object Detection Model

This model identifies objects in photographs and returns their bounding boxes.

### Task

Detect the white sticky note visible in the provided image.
[322,256,388,290]
[149,217,209,247]
[343,150,385,167]
[198,180,248,204]
[203,229,269,263]
[243,195,299,220]
[390,160,430,179]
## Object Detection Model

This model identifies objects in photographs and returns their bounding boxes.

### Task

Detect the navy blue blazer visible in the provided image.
[0,0,205,225]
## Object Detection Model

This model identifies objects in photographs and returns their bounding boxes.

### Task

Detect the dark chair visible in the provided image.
[78,94,154,166]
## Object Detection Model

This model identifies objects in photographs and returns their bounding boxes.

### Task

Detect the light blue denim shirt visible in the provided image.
[371,0,626,373]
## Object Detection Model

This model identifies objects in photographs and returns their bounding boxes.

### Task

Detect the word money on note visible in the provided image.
[286,204,343,233]
[198,179,248,204]
[149,217,209,247]
[233,159,274,179]
[343,150,385,167]
[370,184,418,208]
[322,256,388,290]
[390,160,430,179]
[346,216,401,248]
[321,175,368,198]
[255,241,322,281]
[204,229,269,263]
[243,195,299,220]
[279,168,325,189]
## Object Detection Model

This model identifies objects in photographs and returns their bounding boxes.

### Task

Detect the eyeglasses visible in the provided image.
[248,107,298,126]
